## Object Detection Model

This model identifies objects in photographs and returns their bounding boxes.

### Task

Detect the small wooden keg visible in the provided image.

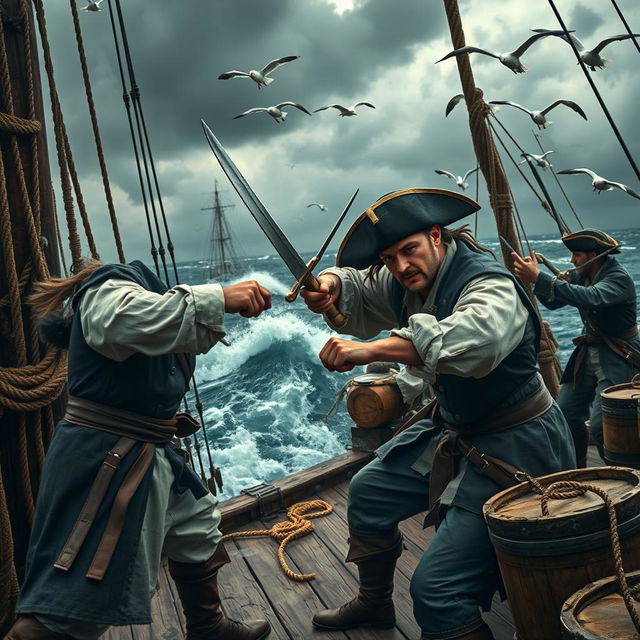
[483,467,640,640]
[346,373,404,428]
[561,570,640,639]
[602,376,640,469]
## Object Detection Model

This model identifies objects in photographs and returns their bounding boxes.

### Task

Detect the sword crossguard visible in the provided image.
[285,257,319,302]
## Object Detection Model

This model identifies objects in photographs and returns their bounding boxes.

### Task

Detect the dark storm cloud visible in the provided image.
[38,0,639,263]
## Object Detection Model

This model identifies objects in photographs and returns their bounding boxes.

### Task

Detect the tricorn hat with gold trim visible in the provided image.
[336,188,480,269]
[561,228,621,255]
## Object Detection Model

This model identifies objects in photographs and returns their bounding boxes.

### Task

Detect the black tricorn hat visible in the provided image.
[336,188,480,269]
[561,228,621,255]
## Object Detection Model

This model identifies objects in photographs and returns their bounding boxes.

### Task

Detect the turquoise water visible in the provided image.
[177,228,639,498]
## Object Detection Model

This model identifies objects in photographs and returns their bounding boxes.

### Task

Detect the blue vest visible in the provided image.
[68,260,194,419]
[391,241,541,426]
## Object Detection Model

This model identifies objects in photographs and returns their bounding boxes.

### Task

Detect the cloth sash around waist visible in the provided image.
[424,380,554,527]
[56,396,179,581]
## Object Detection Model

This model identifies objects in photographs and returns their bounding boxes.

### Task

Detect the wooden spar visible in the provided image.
[441,0,562,397]
[0,0,63,631]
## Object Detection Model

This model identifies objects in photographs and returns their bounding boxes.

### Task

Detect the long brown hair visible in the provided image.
[29,259,104,320]
[364,224,495,283]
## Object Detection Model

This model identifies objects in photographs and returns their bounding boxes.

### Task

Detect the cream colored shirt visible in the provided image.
[79,278,227,361]
[322,239,529,386]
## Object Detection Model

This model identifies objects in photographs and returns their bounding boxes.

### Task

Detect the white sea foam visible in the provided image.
[196,312,332,383]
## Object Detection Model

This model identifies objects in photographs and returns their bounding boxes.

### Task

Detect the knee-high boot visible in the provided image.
[312,528,403,630]
[168,544,270,640]
[421,621,494,639]
[4,616,75,639]
[571,422,590,469]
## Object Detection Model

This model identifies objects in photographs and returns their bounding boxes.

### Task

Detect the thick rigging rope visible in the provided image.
[442,0,562,398]
[547,0,640,183]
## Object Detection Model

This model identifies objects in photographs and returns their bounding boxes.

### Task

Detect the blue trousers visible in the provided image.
[558,348,612,447]
[348,453,502,639]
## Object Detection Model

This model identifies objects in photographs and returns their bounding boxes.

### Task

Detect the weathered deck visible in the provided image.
[104,446,603,640]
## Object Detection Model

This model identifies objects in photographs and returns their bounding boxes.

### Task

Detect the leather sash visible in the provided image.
[56,396,181,580]
[572,326,640,378]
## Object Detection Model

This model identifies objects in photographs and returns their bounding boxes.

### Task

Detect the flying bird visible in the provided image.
[218,55,299,88]
[557,168,640,200]
[488,99,586,129]
[520,151,555,169]
[436,30,570,74]
[313,102,375,117]
[81,0,102,11]
[434,167,479,191]
[532,30,640,71]
[445,94,464,117]
[307,203,328,211]
[233,102,311,123]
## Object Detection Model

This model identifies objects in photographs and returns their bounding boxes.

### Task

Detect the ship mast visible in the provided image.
[201,180,241,280]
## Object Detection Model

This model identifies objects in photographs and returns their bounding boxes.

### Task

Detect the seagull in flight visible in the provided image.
[532,30,640,71]
[307,203,328,211]
[557,168,640,200]
[314,102,375,117]
[233,102,311,123]
[434,167,479,191]
[218,55,299,89]
[436,30,570,74]
[520,151,555,169]
[81,0,102,11]
[488,99,586,129]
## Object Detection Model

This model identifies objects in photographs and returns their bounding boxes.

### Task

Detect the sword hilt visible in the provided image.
[285,257,319,302]
[304,273,346,328]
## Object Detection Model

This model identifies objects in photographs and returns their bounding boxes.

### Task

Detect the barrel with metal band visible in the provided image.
[483,467,640,640]
[56,395,200,580]
[601,374,640,469]
[345,372,405,428]
[560,569,640,639]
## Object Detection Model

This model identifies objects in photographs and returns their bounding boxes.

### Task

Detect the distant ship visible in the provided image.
[202,180,242,280]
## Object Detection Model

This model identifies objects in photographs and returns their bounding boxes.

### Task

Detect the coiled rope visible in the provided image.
[221,500,334,581]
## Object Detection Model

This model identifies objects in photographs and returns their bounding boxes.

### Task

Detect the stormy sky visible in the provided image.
[39,0,640,265]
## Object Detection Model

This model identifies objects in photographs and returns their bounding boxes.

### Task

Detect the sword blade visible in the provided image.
[201,120,308,280]
[315,188,359,261]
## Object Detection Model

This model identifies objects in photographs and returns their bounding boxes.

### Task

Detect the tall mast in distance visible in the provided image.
[201,180,241,280]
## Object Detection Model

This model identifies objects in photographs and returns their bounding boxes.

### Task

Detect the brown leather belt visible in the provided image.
[573,326,640,376]
[55,396,178,580]
[424,381,553,527]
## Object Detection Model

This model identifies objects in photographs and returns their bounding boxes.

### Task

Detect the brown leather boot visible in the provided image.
[4,616,75,639]
[168,544,270,640]
[571,422,590,469]
[312,528,402,630]
[421,621,494,639]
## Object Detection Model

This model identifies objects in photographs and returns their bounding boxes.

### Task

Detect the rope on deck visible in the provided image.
[221,499,334,581]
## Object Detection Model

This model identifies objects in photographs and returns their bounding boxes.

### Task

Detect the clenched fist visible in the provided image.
[222,280,272,317]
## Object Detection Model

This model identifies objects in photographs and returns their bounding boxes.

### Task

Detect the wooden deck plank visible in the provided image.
[224,526,351,640]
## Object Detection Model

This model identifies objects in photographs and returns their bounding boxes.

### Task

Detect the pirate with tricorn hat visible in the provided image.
[301,188,575,640]
[513,227,640,468]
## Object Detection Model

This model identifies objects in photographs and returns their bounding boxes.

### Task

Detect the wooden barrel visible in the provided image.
[346,373,404,428]
[483,467,640,640]
[602,377,640,469]
[561,570,640,639]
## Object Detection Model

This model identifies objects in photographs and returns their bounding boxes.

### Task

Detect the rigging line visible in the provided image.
[112,0,218,483]
[547,0,640,182]
[610,0,640,55]
[112,0,170,286]
[531,131,584,228]
[488,117,570,235]
[106,0,159,277]
[474,162,479,237]
[113,0,178,287]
